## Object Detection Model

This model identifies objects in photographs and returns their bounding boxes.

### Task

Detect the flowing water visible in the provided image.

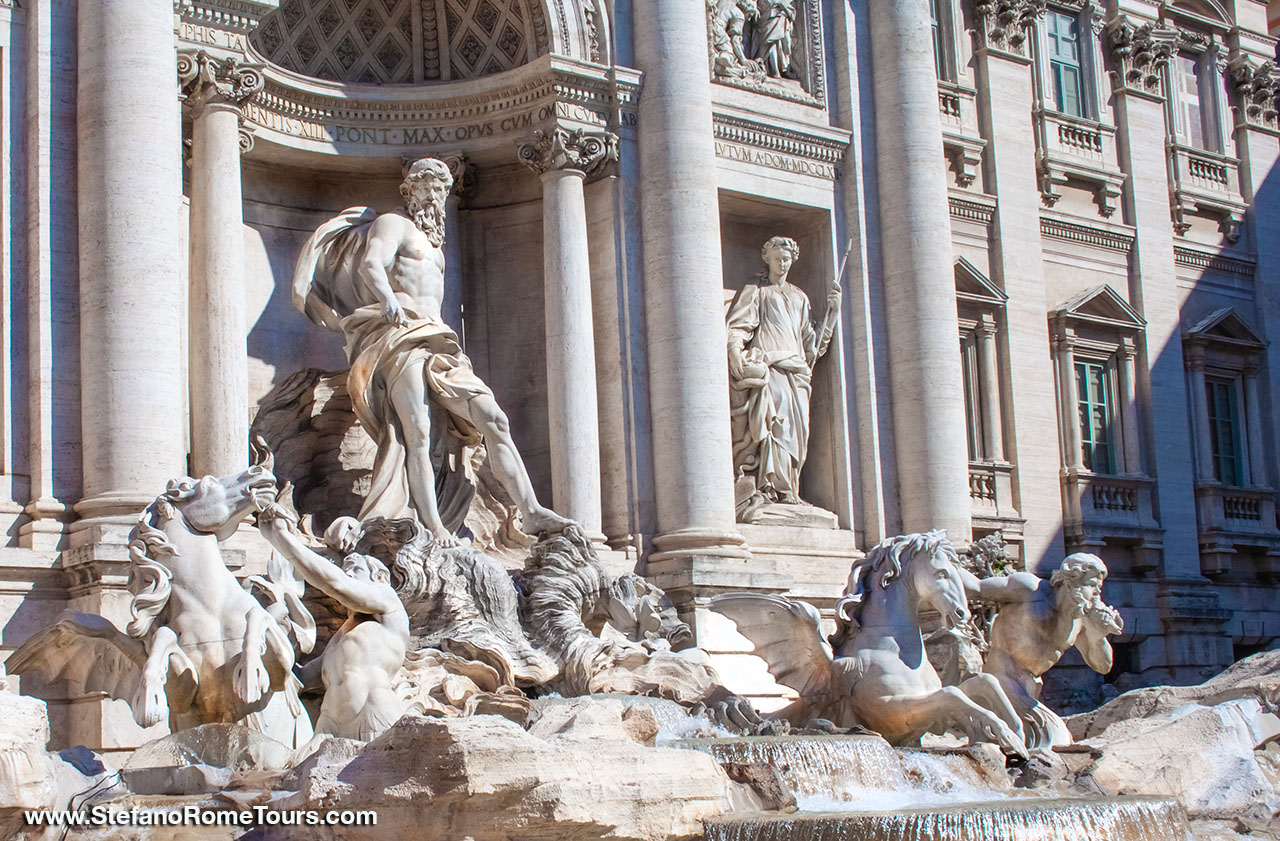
[675,735,1009,809]
[676,735,1194,841]
[703,796,1194,841]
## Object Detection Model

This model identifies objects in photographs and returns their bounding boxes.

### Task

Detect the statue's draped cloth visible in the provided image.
[726,281,818,509]
[293,207,485,525]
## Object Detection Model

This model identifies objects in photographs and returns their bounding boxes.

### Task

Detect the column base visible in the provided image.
[649,527,751,563]
[71,490,161,539]
[19,497,69,552]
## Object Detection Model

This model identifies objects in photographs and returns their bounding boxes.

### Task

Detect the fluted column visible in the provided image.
[1243,364,1267,488]
[975,317,1003,462]
[179,51,262,479]
[74,0,185,534]
[1117,340,1142,476]
[1055,334,1083,472]
[1186,346,1214,483]
[869,0,970,539]
[518,128,615,540]
[633,2,747,563]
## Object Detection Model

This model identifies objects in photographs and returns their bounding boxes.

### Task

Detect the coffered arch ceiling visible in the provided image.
[250,0,559,84]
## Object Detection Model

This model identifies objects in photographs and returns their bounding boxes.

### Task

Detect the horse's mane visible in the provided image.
[829,529,953,648]
[125,480,200,638]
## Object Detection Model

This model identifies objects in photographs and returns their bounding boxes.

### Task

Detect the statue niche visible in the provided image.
[726,235,842,525]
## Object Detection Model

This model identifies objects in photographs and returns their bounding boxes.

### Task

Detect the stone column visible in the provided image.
[632,2,748,566]
[73,0,186,536]
[440,153,473,339]
[971,0,1066,566]
[518,128,616,540]
[869,0,970,540]
[179,51,262,479]
[1055,334,1083,471]
[1243,365,1266,488]
[975,316,1003,462]
[1185,346,1214,483]
[1116,340,1142,476]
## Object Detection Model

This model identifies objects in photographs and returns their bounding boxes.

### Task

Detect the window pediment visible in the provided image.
[1184,307,1266,352]
[1050,284,1145,332]
[954,257,1007,306]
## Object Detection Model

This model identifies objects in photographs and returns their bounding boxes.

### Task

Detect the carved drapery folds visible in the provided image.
[178,50,264,116]
[1105,18,1178,97]
[1229,57,1279,131]
[517,127,618,177]
[971,0,1045,57]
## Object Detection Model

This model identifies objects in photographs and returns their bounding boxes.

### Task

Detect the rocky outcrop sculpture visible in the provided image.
[963,552,1124,749]
[8,444,312,749]
[712,530,1028,755]
[521,528,763,729]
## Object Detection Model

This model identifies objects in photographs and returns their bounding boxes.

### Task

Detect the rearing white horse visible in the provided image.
[10,444,312,748]
[712,530,1027,756]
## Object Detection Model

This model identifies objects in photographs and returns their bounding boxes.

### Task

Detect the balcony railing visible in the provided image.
[1062,472,1160,549]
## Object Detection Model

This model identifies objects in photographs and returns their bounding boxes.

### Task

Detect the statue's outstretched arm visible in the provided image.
[258,506,400,617]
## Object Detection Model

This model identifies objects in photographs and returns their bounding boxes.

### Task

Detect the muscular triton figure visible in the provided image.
[257,503,408,753]
[960,553,1124,749]
[292,158,571,545]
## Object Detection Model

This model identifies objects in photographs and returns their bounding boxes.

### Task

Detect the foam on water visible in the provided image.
[704,796,1195,841]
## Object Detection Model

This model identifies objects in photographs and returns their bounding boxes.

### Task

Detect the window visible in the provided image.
[961,335,983,462]
[1206,377,1242,485]
[931,0,955,82]
[1171,51,1225,152]
[1076,359,1114,473]
[1046,9,1084,117]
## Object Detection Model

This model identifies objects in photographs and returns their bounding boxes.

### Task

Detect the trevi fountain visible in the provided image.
[1,156,1277,841]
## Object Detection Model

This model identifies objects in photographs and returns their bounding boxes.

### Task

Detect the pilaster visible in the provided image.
[971,0,1065,570]
[1105,12,1201,581]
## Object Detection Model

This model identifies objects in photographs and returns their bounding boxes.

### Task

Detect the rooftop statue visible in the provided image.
[726,236,843,521]
[963,552,1124,749]
[291,157,571,546]
[8,444,312,749]
[712,531,1028,755]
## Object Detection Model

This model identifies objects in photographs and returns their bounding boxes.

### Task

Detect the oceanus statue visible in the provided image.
[712,530,1028,755]
[9,443,312,748]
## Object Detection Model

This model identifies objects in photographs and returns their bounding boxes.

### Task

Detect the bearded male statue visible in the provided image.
[960,553,1124,750]
[292,158,571,545]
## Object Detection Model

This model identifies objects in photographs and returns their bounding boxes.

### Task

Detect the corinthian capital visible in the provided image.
[178,50,264,116]
[971,0,1045,57]
[517,128,619,178]
[1229,57,1279,131]
[1105,17,1178,97]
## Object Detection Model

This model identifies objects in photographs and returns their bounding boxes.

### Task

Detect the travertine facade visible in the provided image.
[0,0,1278,750]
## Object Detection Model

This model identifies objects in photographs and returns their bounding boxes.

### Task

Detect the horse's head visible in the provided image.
[831,530,970,648]
[906,531,970,631]
[160,441,278,540]
[606,573,693,649]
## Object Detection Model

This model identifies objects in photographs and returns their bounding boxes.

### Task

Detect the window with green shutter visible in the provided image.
[1046,10,1085,117]
[1206,377,1242,485]
[1076,360,1114,473]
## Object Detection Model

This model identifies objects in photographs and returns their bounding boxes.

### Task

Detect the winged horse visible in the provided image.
[712,530,1027,756]
[9,441,312,748]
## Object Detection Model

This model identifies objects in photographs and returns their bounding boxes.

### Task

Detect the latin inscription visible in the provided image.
[178,23,247,51]
[714,141,838,180]
[244,101,637,146]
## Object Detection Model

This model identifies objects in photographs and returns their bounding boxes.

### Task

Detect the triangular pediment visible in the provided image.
[1051,285,1145,330]
[954,257,1007,304]
[1185,307,1266,350]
